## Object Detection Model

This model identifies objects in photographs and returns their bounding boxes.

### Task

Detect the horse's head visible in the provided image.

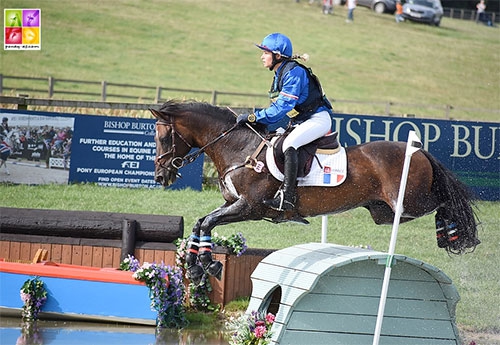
[150,108,192,187]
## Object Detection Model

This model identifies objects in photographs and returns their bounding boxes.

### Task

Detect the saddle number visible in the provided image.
[254,161,265,173]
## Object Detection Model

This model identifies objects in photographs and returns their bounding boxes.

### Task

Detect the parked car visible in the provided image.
[356,0,397,14]
[402,0,443,26]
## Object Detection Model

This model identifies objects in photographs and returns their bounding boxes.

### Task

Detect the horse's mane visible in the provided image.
[159,99,234,123]
[158,99,268,139]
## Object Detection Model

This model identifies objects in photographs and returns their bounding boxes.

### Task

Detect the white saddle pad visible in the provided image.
[266,138,347,187]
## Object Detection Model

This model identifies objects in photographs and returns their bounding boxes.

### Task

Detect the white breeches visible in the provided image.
[282,110,332,151]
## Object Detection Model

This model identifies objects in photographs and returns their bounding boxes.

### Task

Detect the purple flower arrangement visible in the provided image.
[212,232,248,257]
[19,277,47,322]
[120,255,187,328]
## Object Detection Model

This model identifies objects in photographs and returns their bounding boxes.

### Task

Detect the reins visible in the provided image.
[155,120,240,170]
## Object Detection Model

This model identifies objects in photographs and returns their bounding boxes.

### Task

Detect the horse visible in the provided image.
[150,100,480,284]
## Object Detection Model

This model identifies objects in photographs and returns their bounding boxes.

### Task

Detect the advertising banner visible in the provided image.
[0,109,203,191]
[329,114,499,201]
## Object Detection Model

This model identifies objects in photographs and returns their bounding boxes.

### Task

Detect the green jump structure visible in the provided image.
[247,242,461,345]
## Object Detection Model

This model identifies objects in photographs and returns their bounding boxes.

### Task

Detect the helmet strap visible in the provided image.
[269,53,284,71]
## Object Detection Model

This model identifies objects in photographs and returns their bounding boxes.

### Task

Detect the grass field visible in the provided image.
[1,0,499,121]
[1,183,499,336]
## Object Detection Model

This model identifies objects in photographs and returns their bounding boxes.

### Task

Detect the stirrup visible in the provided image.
[264,189,295,211]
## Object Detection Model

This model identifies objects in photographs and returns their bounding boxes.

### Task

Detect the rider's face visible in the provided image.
[261,51,279,70]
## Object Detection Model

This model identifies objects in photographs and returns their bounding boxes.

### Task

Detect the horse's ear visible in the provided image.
[149,108,162,119]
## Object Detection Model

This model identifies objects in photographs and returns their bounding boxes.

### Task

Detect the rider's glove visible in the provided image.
[236,113,256,125]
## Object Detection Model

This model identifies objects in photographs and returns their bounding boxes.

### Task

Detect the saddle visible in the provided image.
[273,130,340,177]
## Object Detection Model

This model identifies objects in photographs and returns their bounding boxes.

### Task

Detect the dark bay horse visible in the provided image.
[150,100,480,283]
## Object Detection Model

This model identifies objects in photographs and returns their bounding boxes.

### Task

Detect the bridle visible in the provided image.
[154,120,193,170]
[154,119,239,171]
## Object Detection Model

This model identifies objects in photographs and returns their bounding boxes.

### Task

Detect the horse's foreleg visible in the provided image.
[197,199,250,281]
[185,217,205,285]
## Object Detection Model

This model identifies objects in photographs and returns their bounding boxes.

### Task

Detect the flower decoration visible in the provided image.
[119,254,140,272]
[20,277,47,322]
[186,272,212,311]
[213,232,248,257]
[226,310,275,345]
[120,255,187,328]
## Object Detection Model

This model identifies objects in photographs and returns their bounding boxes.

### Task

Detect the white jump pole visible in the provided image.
[372,131,422,345]
[321,215,328,243]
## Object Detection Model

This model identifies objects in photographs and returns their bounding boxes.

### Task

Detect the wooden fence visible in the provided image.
[0,88,500,120]
[443,7,498,23]
[0,74,264,106]
[0,207,273,306]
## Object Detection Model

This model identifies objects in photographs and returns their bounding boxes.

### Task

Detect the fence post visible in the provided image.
[155,86,161,103]
[385,102,392,115]
[17,94,28,110]
[211,90,217,105]
[101,80,107,101]
[48,76,54,98]
[121,219,137,262]
[445,105,453,119]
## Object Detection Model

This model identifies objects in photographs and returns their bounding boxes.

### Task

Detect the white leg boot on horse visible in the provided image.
[264,147,298,211]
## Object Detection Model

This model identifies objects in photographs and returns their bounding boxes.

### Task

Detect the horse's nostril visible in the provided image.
[155,175,164,184]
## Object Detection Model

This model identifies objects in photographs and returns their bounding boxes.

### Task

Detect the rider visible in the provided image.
[237,32,333,211]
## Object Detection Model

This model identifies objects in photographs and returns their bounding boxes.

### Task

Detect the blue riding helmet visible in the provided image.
[255,33,293,58]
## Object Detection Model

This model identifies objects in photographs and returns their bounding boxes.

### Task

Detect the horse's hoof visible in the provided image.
[186,264,204,285]
[205,260,223,280]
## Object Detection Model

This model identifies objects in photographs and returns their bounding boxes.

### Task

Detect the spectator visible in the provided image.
[346,0,356,23]
[323,0,334,14]
[395,0,404,22]
[476,0,486,23]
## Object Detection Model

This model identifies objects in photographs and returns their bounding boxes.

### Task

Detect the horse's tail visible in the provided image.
[422,150,480,254]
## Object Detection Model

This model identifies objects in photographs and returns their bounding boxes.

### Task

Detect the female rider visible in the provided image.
[237,32,333,211]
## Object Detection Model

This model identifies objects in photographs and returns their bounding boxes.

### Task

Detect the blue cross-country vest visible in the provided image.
[269,60,332,123]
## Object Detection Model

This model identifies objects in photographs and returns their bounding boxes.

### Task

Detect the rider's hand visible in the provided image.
[236,113,256,125]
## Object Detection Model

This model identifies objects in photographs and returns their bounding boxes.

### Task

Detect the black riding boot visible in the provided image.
[264,147,298,211]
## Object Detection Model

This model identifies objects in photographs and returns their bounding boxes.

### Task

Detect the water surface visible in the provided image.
[0,317,229,345]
